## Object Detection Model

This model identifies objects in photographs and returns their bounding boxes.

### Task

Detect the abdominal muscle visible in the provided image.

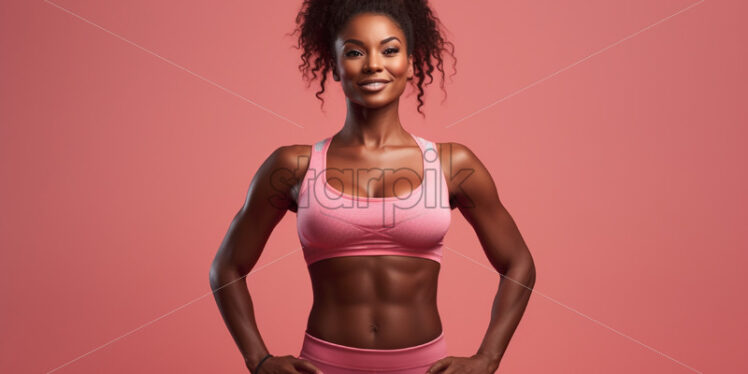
[305,255,443,349]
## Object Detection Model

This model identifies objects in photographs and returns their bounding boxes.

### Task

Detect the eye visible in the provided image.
[345,47,399,58]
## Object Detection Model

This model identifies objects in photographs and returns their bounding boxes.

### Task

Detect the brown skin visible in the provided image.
[209,13,536,374]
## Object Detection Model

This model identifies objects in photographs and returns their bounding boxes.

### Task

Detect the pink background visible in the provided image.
[2,0,746,373]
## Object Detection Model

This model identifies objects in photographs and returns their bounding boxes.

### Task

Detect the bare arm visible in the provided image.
[440,142,537,372]
[208,145,304,371]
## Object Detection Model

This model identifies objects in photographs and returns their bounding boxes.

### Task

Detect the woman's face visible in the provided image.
[332,13,413,108]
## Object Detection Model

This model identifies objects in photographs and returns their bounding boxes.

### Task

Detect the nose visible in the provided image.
[363,52,383,72]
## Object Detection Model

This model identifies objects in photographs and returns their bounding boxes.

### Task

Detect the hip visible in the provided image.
[298,329,447,374]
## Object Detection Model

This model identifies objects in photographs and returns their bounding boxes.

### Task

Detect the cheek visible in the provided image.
[390,60,410,76]
[339,67,359,87]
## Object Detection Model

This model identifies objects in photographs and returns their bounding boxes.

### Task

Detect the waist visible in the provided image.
[306,302,442,348]
[299,328,446,370]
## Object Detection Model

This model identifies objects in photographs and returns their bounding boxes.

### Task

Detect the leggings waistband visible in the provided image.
[299,331,447,371]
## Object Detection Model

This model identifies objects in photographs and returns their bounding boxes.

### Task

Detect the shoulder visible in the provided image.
[434,141,494,209]
[246,143,313,213]
[268,143,312,171]
[434,141,484,172]
[265,143,313,191]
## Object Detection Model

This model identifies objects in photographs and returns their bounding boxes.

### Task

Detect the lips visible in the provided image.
[358,79,391,92]
[359,78,391,85]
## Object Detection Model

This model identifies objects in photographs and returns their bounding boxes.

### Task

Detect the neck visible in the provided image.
[340,98,406,146]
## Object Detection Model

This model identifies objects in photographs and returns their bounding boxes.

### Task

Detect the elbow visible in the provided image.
[507,250,536,287]
[526,261,537,288]
[208,264,221,290]
[524,253,537,287]
[209,262,240,290]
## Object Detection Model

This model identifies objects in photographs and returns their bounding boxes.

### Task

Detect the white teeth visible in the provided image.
[362,82,386,88]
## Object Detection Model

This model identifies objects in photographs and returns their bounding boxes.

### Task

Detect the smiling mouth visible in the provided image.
[359,81,390,92]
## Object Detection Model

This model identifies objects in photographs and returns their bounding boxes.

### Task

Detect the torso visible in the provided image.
[288,133,455,349]
[305,255,442,348]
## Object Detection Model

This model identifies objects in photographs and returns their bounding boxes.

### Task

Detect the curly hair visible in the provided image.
[287,0,457,117]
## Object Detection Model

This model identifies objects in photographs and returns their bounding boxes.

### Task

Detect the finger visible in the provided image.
[426,357,452,374]
[294,357,324,374]
[441,361,463,374]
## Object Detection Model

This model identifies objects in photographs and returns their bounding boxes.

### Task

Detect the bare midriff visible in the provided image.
[305,254,443,349]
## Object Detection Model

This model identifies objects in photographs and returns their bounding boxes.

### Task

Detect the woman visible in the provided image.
[209,1,536,373]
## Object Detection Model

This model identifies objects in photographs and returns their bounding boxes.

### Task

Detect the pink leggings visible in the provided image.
[298,331,447,374]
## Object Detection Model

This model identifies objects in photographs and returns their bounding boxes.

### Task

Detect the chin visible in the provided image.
[357,97,396,108]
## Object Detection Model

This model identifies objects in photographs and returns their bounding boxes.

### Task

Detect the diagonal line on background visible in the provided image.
[44,247,302,373]
[44,0,305,129]
[444,0,705,129]
[443,244,703,373]
[41,1,705,373]
[42,1,310,370]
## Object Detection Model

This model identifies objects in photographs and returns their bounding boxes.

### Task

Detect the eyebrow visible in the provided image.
[343,36,401,47]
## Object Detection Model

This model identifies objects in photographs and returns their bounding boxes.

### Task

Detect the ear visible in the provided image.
[407,54,414,80]
[331,62,340,81]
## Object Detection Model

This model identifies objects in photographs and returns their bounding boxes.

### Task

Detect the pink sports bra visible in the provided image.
[296,132,451,266]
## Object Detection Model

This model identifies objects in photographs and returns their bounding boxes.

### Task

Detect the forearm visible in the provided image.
[209,267,270,371]
[476,256,536,368]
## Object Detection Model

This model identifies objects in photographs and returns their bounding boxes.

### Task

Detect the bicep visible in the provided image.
[213,146,296,275]
[451,143,530,273]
